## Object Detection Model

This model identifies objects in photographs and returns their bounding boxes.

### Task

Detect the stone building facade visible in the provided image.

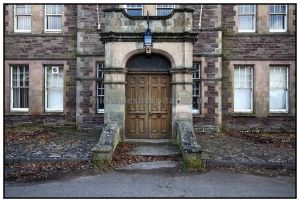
[4,4,296,140]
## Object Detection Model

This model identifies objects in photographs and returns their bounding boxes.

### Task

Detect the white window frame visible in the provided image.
[156,4,176,16]
[269,66,289,113]
[237,5,256,32]
[234,66,253,113]
[123,4,143,16]
[192,63,201,114]
[45,66,64,112]
[97,63,105,113]
[269,4,287,32]
[14,5,31,33]
[44,5,63,33]
[10,65,29,112]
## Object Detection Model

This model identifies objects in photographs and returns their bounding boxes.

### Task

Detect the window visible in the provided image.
[45,66,64,112]
[156,4,175,16]
[269,66,288,112]
[234,66,253,112]
[269,5,287,32]
[14,5,31,32]
[192,63,201,113]
[97,63,105,113]
[45,5,63,32]
[11,65,29,111]
[125,4,143,16]
[238,5,256,32]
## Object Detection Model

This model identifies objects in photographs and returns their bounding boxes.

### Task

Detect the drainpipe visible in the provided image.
[198,5,203,29]
[97,4,101,29]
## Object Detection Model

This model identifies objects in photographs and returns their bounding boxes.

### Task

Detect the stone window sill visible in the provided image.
[224,32,294,37]
[231,113,256,117]
[6,112,30,116]
[42,113,65,116]
[5,113,66,116]
[192,114,204,118]
[268,113,294,117]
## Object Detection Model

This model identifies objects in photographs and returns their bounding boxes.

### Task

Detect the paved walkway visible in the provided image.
[5,169,295,198]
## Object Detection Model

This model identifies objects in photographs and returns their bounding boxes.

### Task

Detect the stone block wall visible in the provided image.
[4,5,77,127]
[4,4,296,132]
[76,5,109,130]
[223,35,295,60]
[189,4,222,133]
[221,4,296,131]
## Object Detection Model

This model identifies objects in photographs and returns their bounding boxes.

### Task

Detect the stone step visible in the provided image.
[116,160,182,172]
[124,139,174,145]
[126,145,180,157]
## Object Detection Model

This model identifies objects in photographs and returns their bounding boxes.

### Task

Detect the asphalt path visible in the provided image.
[4,169,295,198]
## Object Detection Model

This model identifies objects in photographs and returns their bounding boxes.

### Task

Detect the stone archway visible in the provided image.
[103,42,194,141]
[125,53,172,139]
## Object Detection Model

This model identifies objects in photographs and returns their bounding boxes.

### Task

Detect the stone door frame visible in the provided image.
[103,41,194,142]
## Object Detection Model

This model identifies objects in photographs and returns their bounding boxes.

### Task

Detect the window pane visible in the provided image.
[234,66,253,111]
[270,15,285,30]
[193,63,200,79]
[126,4,142,8]
[47,16,62,30]
[126,9,142,16]
[12,65,29,109]
[239,15,254,30]
[280,5,287,13]
[15,5,31,31]
[234,89,252,110]
[97,63,104,79]
[193,97,199,110]
[269,66,288,111]
[16,5,31,15]
[46,5,63,15]
[270,89,286,110]
[157,8,173,16]
[98,96,104,110]
[47,89,64,109]
[97,82,104,111]
[238,5,255,14]
[270,5,286,31]
[46,66,63,110]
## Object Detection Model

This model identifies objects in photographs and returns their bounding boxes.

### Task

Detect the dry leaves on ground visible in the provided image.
[223,130,295,148]
[111,143,181,168]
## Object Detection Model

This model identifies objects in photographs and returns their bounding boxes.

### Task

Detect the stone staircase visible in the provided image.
[116,144,183,172]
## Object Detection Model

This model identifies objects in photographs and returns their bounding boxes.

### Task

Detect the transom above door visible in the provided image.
[126,74,170,139]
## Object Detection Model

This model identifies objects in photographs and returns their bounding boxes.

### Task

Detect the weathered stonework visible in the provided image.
[92,121,121,162]
[75,5,108,130]
[222,60,296,131]
[4,59,76,126]
[222,4,296,131]
[4,5,77,127]
[4,4,296,134]
[174,120,203,170]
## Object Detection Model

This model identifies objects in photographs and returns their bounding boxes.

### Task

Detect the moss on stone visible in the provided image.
[92,159,113,172]
[183,158,204,172]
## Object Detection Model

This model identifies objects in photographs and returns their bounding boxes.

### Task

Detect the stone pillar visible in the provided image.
[103,42,137,140]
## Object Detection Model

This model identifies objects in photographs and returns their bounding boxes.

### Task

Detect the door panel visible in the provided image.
[127,75,148,139]
[126,74,170,139]
[148,75,170,139]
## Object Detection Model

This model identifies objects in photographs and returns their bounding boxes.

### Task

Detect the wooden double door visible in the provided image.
[126,74,171,139]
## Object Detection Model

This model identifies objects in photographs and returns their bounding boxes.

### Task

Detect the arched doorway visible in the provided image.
[126,54,171,139]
